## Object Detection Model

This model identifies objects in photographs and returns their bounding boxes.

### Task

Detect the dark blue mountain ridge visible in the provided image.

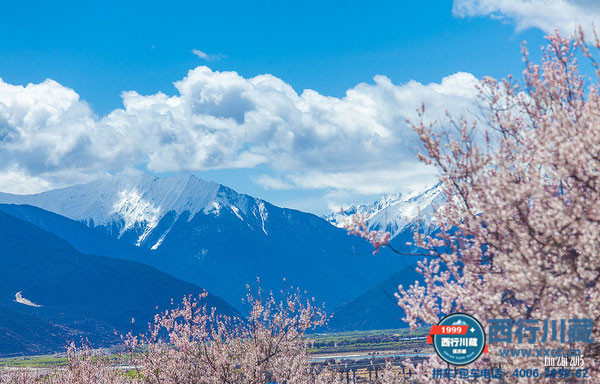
[0,210,238,357]
[0,203,162,268]
[0,204,432,332]
[327,263,424,331]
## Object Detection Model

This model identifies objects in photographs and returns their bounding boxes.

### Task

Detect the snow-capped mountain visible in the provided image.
[0,175,419,311]
[0,175,270,250]
[325,184,443,239]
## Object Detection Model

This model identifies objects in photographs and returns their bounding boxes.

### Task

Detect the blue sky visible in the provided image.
[1,0,541,114]
[0,0,596,213]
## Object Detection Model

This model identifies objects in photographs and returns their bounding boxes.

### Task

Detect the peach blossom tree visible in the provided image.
[122,286,336,384]
[348,30,600,383]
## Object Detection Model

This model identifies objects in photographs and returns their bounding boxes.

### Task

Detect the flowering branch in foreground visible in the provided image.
[347,29,600,384]
[342,213,392,254]
[427,29,600,383]
[343,212,434,257]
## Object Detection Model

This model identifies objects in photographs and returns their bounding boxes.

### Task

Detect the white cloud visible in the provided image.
[453,0,600,37]
[191,49,225,61]
[0,167,53,194]
[255,174,294,190]
[192,49,210,59]
[258,166,437,195]
[0,68,481,198]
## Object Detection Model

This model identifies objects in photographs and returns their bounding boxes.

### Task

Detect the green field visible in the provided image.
[0,354,68,368]
[0,328,432,368]
[309,327,431,354]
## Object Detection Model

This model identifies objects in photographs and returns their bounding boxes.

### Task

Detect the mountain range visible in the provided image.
[0,175,439,354]
[325,184,442,239]
[0,175,428,310]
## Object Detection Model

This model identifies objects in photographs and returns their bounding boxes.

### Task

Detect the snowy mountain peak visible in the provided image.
[0,174,270,249]
[325,183,443,239]
[112,189,161,245]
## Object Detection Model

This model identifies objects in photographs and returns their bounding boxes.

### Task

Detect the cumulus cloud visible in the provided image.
[0,68,481,197]
[0,167,54,195]
[453,0,600,37]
